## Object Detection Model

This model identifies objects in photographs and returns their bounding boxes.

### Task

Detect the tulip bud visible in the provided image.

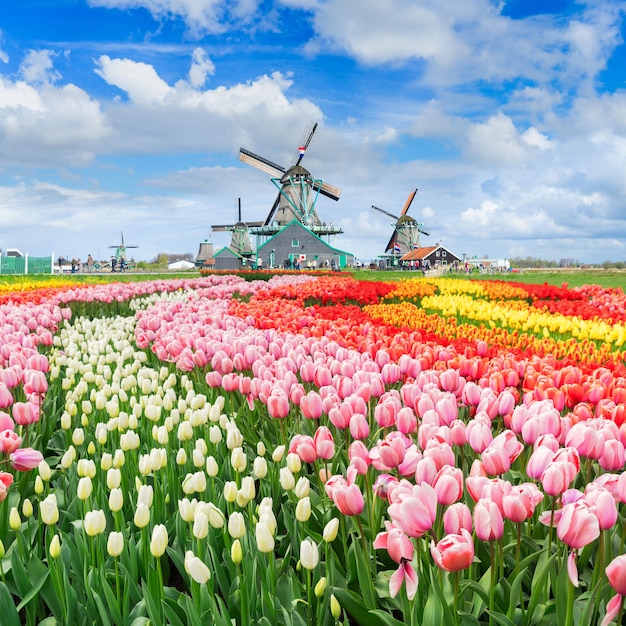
[223,481,238,503]
[84,509,106,536]
[134,503,150,528]
[107,531,124,557]
[178,497,197,523]
[107,468,121,490]
[279,467,295,491]
[22,498,33,518]
[231,447,247,473]
[315,576,327,598]
[40,494,59,525]
[295,477,310,499]
[323,518,339,543]
[77,476,93,501]
[60,446,76,469]
[100,453,113,471]
[272,445,286,463]
[9,507,20,530]
[189,501,209,538]
[206,503,225,529]
[228,512,246,539]
[34,476,44,495]
[72,428,85,446]
[257,441,266,456]
[286,453,302,473]
[109,488,123,512]
[331,594,341,619]
[184,551,211,584]
[176,448,187,465]
[255,522,275,553]
[300,538,319,570]
[150,524,168,558]
[49,534,61,559]
[231,539,243,564]
[296,497,311,523]
[253,456,268,479]
[38,460,52,481]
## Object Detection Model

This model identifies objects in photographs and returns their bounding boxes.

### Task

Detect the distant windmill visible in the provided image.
[238,123,341,231]
[211,198,261,256]
[372,189,430,256]
[108,231,138,262]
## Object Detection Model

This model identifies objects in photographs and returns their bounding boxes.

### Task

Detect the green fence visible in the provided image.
[0,256,53,275]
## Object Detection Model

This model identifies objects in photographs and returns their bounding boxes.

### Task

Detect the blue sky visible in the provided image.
[1,0,625,264]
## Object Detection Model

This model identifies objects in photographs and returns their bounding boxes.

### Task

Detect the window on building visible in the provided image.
[436,250,440,257]
[291,239,299,247]
[442,250,447,257]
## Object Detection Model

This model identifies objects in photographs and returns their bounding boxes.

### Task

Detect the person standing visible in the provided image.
[111,256,117,273]
[87,254,94,273]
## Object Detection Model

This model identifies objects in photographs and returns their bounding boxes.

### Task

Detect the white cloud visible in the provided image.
[19,50,62,85]
[87,0,262,35]
[187,47,215,88]
[95,56,173,105]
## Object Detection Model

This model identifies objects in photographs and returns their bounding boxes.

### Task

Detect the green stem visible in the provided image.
[489,541,495,626]
[565,579,574,626]
[453,571,460,626]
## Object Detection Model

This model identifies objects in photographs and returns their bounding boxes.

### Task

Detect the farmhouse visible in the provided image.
[401,245,462,268]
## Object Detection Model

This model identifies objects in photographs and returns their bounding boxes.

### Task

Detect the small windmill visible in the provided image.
[109,232,138,263]
[211,198,261,256]
[238,123,341,230]
[372,189,430,256]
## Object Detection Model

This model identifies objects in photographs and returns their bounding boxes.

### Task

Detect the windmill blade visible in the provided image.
[399,188,418,217]
[312,180,341,201]
[263,194,282,225]
[239,148,285,178]
[372,205,399,220]
[419,227,430,236]
[211,225,234,231]
[291,122,318,166]
[384,230,399,254]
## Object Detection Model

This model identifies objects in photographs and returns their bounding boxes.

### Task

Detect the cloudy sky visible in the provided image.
[1,0,625,264]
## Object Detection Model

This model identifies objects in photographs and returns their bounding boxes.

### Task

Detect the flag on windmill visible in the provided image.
[413,242,419,249]
[298,146,306,157]
[393,241,402,254]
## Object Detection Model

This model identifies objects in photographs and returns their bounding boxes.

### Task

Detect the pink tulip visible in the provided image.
[10,447,44,471]
[267,392,290,419]
[389,561,418,600]
[290,434,317,464]
[0,384,13,409]
[466,419,493,453]
[473,498,504,541]
[432,466,463,506]
[328,404,352,430]
[374,400,399,428]
[313,426,334,460]
[331,482,365,516]
[526,445,556,480]
[541,459,578,497]
[373,473,399,500]
[557,501,600,550]
[584,486,618,531]
[430,529,474,572]
[502,484,544,523]
[481,445,511,476]
[0,429,22,454]
[603,555,626,626]
[12,401,39,426]
[373,525,414,564]
[388,483,437,538]
[443,502,473,535]
[607,554,626,595]
[349,413,369,440]
[301,391,323,420]
[598,439,625,471]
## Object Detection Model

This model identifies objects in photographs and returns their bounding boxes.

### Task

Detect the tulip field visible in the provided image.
[4,273,626,625]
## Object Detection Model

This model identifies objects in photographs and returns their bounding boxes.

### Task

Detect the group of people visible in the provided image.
[110,256,127,272]
[281,257,339,271]
[57,254,95,273]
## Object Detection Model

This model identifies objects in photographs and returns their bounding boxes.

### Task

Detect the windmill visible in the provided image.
[238,123,342,232]
[372,189,430,256]
[211,198,261,256]
[108,232,138,263]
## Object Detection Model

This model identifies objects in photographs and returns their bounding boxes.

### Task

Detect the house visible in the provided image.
[168,259,196,270]
[213,247,252,271]
[255,220,354,269]
[400,245,462,269]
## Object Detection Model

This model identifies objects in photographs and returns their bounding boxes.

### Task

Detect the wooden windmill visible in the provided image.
[238,123,342,231]
[372,189,430,256]
[108,232,138,262]
[211,199,260,256]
